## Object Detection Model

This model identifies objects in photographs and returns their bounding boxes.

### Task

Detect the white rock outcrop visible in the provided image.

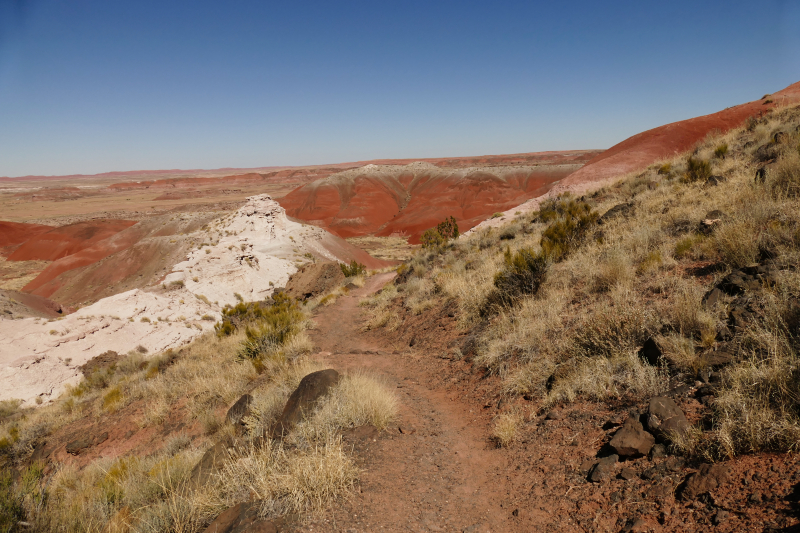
[0,195,344,405]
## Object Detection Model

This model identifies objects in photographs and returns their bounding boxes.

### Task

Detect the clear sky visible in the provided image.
[0,0,798,177]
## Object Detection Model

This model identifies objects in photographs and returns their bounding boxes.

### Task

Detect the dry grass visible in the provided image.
[387,104,800,459]
[492,411,523,447]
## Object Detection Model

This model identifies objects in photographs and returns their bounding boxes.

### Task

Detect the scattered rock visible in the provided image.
[754,142,781,163]
[679,463,731,500]
[272,369,340,437]
[698,218,721,235]
[201,502,278,533]
[79,350,122,377]
[749,491,763,504]
[647,396,689,441]
[701,287,724,308]
[588,454,618,482]
[65,431,108,455]
[226,394,253,426]
[609,417,655,457]
[619,467,637,481]
[344,282,358,290]
[755,165,771,183]
[716,265,777,296]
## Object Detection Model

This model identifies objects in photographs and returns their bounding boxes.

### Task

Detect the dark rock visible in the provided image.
[749,491,763,503]
[272,369,340,437]
[666,384,692,398]
[754,143,780,163]
[679,463,731,500]
[774,131,787,144]
[650,443,667,459]
[729,299,757,330]
[696,384,717,398]
[702,288,724,308]
[712,509,729,525]
[699,218,721,235]
[647,396,689,441]
[619,467,637,481]
[284,262,345,301]
[704,176,726,187]
[589,454,618,482]
[65,431,108,455]
[579,458,597,475]
[202,502,278,533]
[597,203,635,225]
[545,410,563,421]
[226,394,253,426]
[705,209,726,220]
[189,437,235,488]
[79,350,121,377]
[646,478,676,502]
[699,346,735,368]
[610,417,655,457]
[665,456,686,472]
[638,338,662,366]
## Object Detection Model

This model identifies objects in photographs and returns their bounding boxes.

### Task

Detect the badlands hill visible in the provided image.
[278,150,601,243]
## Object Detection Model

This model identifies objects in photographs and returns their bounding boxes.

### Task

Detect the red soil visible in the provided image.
[562,81,800,191]
[0,221,54,248]
[279,154,600,243]
[8,220,137,262]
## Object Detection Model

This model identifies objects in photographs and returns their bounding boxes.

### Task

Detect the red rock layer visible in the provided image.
[562,81,800,190]
[0,221,53,248]
[7,220,138,262]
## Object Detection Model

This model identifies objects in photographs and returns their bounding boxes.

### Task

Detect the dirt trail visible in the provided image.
[300,273,517,533]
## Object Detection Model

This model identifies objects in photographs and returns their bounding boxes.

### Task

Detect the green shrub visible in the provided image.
[420,216,460,248]
[238,294,305,360]
[682,156,712,183]
[657,163,672,175]
[340,260,366,277]
[714,144,729,159]
[486,247,548,310]
[537,196,599,261]
[215,296,286,336]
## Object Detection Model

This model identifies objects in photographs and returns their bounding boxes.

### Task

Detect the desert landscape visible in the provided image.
[2,77,800,533]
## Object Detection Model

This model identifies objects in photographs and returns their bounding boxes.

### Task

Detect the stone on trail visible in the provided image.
[609,417,654,457]
[589,454,618,482]
[271,369,340,437]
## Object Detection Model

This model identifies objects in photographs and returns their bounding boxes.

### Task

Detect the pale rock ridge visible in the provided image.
[0,195,341,405]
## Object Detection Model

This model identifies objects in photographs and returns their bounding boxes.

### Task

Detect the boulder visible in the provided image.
[202,502,278,533]
[271,369,340,437]
[284,262,345,300]
[679,463,731,500]
[701,287,724,308]
[609,417,655,457]
[65,431,108,455]
[704,176,726,187]
[647,396,689,441]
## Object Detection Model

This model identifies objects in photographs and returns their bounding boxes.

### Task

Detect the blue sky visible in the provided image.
[0,0,798,177]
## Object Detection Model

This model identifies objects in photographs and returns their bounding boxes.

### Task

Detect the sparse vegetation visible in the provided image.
[420,216,460,249]
[384,104,800,461]
[339,260,366,277]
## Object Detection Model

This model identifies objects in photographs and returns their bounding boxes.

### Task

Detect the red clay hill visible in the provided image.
[561,81,800,192]
[278,151,601,243]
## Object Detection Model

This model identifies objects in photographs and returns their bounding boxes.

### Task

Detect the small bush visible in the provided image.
[657,163,672,175]
[492,411,522,447]
[140,317,151,323]
[491,212,503,219]
[238,295,305,360]
[420,216,460,248]
[538,196,599,261]
[682,156,712,183]
[714,144,729,159]
[339,260,366,277]
[0,470,24,533]
[487,247,548,309]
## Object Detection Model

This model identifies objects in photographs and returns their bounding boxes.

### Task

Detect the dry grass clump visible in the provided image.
[359,283,400,331]
[492,411,523,447]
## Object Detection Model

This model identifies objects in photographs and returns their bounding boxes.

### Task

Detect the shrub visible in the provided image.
[487,247,548,309]
[714,144,729,159]
[0,470,24,532]
[657,163,672,175]
[216,297,285,336]
[238,295,305,360]
[682,156,712,183]
[537,196,599,261]
[492,411,522,447]
[420,216,460,248]
[339,260,366,277]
